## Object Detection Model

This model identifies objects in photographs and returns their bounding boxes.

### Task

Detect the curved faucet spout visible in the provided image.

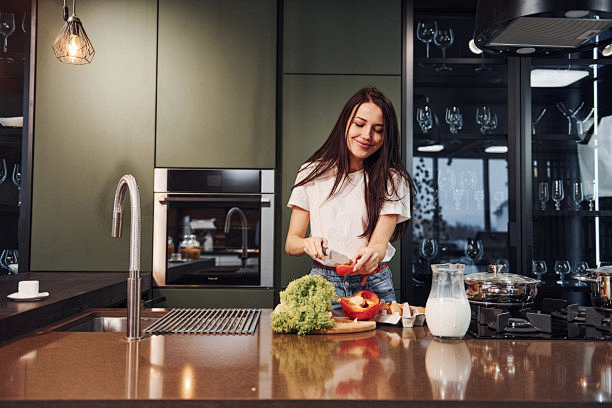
[111,174,142,341]
[224,207,249,266]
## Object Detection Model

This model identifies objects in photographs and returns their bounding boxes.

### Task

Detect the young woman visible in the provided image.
[285,87,416,304]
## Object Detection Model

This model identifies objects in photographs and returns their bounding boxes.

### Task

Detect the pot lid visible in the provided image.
[464,272,539,284]
[587,266,612,274]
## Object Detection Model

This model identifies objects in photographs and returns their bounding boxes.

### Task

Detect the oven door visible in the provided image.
[153,193,273,287]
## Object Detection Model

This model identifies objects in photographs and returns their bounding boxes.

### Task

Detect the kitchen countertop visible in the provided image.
[0,309,609,407]
[0,272,151,344]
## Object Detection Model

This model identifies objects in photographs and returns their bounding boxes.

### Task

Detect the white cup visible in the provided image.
[18,280,39,296]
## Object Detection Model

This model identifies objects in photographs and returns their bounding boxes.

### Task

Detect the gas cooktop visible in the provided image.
[467,298,611,340]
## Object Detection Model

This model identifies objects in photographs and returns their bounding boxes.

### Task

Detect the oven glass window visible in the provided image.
[165,195,262,285]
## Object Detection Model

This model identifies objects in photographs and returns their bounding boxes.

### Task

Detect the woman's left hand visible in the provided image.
[351,247,381,275]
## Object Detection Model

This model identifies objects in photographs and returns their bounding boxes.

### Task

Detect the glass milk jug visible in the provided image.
[425,263,471,339]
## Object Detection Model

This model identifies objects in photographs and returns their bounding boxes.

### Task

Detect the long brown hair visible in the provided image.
[293,87,416,242]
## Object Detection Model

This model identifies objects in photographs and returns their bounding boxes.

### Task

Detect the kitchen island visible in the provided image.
[0,309,609,407]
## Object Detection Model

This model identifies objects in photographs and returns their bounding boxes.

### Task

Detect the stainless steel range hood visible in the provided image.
[474,0,612,56]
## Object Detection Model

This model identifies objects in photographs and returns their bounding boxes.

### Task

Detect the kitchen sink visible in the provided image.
[53,309,166,333]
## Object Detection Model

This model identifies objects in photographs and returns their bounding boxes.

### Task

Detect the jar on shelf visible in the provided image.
[167,237,174,258]
[180,234,201,260]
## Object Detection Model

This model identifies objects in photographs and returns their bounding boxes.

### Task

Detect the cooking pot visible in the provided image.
[464,267,539,303]
[574,266,612,311]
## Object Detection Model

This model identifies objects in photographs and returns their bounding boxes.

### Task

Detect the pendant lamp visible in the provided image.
[51,0,95,64]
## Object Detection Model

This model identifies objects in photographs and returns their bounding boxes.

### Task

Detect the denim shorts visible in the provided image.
[310,263,396,309]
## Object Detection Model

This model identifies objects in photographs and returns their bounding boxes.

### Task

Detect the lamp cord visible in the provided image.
[62,0,68,21]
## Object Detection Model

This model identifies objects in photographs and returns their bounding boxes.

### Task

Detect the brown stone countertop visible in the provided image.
[0,272,151,344]
[0,309,610,407]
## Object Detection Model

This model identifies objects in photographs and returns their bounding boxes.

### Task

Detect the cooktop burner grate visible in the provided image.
[145,308,261,335]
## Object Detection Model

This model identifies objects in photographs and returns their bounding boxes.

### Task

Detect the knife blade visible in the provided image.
[322,247,350,266]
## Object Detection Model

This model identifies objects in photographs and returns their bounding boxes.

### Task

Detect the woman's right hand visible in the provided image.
[304,237,328,261]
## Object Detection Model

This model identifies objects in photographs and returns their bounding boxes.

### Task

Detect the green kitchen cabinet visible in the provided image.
[156,0,276,169]
[153,288,274,308]
[30,0,157,271]
[280,75,402,289]
[283,0,401,75]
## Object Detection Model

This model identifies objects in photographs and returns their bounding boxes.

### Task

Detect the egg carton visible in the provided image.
[374,301,426,327]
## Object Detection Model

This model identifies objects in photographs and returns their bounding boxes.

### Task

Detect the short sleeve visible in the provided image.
[380,173,411,224]
[287,163,312,211]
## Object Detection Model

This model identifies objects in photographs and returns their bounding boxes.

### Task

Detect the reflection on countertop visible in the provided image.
[0,310,610,407]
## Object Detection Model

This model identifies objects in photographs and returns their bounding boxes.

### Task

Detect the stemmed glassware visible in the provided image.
[12,163,21,206]
[531,260,547,282]
[419,238,439,273]
[0,158,7,184]
[571,181,584,211]
[552,179,564,211]
[416,21,438,59]
[556,101,585,135]
[416,105,433,133]
[538,181,549,211]
[0,250,17,274]
[532,108,547,135]
[554,260,571,286]
[0,12,15,53]
[475,106,497,134]
[464,239,483,262]
[573,261,589,287]
[445,106,462,134]
[434,27,454,71]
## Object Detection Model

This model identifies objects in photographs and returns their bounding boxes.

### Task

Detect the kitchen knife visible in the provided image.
[322,247,350,266]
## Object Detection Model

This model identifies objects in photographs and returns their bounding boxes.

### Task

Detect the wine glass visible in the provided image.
[531,260,547,282]
[445,106,462,134]
[552,179,564,211]
[0,158,7,184]
[416,105,433,133]
[416,21,438,59]
[573,261,589,287]
[571,181,584,211]
[538,181,549,211]
[0,12,15,53]
[465,239,483,262]
[532,108,547,135]
[554,260,571,286]
[434,28,454,71]
[476,105,491,134]
[12,163,21,207]
[419,238,438,260]
[556,101,584,135]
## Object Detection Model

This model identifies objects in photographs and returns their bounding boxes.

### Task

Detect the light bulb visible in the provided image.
[68,34,80,57]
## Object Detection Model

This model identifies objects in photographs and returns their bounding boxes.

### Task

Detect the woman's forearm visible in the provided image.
[285,234,306,256]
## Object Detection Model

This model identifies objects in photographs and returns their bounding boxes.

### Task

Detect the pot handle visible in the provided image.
[573,275,599,283]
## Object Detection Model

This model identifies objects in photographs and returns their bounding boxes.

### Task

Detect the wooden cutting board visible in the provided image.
[314,316,376,334]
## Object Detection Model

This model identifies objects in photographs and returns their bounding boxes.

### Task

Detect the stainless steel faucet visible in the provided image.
[111,174,142,340]
[224,207,249,267]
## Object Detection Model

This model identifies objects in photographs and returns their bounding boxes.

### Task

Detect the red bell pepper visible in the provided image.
[339,290,380,320]
[336,264,354,276]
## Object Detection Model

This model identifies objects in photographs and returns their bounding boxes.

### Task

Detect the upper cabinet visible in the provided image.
[283,0,401,75]
[279,0,402,288]
[156,0,277,169]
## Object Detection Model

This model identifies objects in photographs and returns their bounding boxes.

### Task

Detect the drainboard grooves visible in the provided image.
[144,308,261,335]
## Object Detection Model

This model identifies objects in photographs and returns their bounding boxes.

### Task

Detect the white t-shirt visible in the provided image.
[287,164,411,264]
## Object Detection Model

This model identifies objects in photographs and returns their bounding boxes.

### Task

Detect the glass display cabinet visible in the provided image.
[529,52,612,302]
[409,10,509,304]
[0,0,32,275]
[406,2,612,307]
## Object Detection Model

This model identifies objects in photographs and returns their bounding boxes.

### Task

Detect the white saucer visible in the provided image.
[7,292,50,301]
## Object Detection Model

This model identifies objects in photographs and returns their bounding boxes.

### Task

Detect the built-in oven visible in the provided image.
[153,168,274,287]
